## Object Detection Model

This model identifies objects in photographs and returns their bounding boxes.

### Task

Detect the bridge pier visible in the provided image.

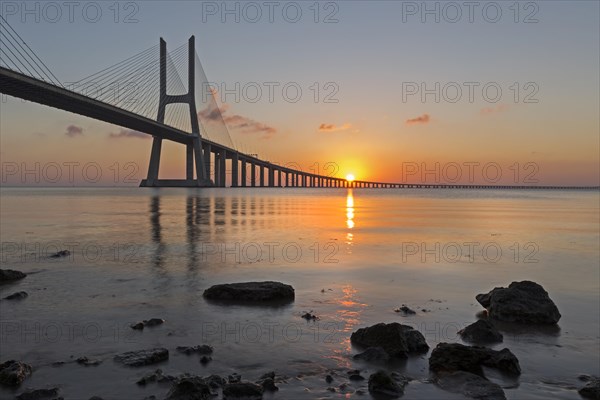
[231,153,239,187]
[251,163,256,187]
[241,159,247,187]
[260,166,265,187]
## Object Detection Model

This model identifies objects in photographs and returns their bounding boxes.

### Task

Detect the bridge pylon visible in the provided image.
[140,36,212,187]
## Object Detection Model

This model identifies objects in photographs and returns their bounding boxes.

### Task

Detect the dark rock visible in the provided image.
[144,318,165,327]
[222,382,264,399]
[130,322,144,330]
[351,322,428,358]
[301,312,318,321]
[353,347,390,362]
[176,345,213,355]
[203,281,294,303]
[579,377,600,399]
[0,360,32,386]
[199,356,212,365]
[429,343,521,377]
[349,374,365,381]
[76,356,101,366]
[476,281,561,324]
[16,388,59,400]
[325,374,333,383]
[368,371,406,399]
[136,369,175,385]
[458,320,503,344]
[165,376,212,400]
[89,397,104,400]
[50,250,70,258]
[436,371,506,400]
[205,374,225,389]
[228,373,242,383]
[3,291,28,300]
[0,269,27,283]
[260,377,278,392]
[114,348,168,367]
[394,305,416,315]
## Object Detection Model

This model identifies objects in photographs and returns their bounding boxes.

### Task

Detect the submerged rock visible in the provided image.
[0,360,32,386]
[0,269,27,283]
[394,305,416,316]
[579,377,600,399]
[76,356,101,366]
[429,343,521,377]
[165,376,212,400]
[203,281,294,303]
[114,348,168,367]
[3,291,28,300]
[353,347,390,362]
[301,312,319,321]
[476,281,561,324]
[144,318,165,327]
[199,356,212,365]
[351,322,429,358]
[49,250,70,258]
[458,320,503,344]
[367,371,407,399]
[130,322,144,330]
[436,371,506,400]
[16,387,59,400]
[222,382,264,399]
[176,345,213,355]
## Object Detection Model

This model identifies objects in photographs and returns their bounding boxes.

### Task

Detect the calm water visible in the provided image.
[0,188,598,399]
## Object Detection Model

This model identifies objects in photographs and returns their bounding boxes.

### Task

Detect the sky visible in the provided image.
[1,0,599,186]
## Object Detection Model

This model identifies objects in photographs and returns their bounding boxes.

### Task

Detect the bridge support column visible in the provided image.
[203,143,211,182]
[268,167,275,187]
[251,163,256,187]
[241,159,247,187]
[231,153,238,187]
[219,150,227,187]
[146,137,162,185]
[214,151,221,186]
[260,166,265,187]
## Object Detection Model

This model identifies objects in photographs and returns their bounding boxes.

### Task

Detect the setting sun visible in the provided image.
[346,174,355,182]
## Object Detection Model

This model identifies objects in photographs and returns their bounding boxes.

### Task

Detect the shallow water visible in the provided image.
[0,187,598,399]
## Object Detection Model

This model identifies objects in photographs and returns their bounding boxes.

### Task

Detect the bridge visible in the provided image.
[0,18,597,191]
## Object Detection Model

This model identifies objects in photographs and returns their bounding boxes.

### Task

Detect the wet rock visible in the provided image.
[228,373,242,383]
[0,269,27,283]
[203,281,294,303]
[458,320,503,344]
[436,371,506,400]
[176,345,213,355]
[353,347,390,362]
[429,343,521,377]
[144,318,165,327]
[368,371,407,399]
[50,250,70,258]
[16,387,59,400]
[222,382,264,399]
[89,397,104,400]
[0,360,32,386]
[165,376,212,400]
[325,374,333,383]
[3,291,28,300]
[136,369,176,386]
[394,305,416,316]
[301,312,318,321]
[579,377,600,399]
[476,281,561,324]
[199,356,212,365]
[351,322,429,358]
[76,356,101,366]
[114,348,168,367]
[349,374,365,381]
[130,322,144,330]
[259,377,278,392]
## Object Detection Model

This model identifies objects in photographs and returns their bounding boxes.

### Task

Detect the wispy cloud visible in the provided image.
[198,103,276,139]
[480,104,509,115]
[405,114,430,126]
[65,124,83,137]
[318,123,353,132]
[108,129,149,140]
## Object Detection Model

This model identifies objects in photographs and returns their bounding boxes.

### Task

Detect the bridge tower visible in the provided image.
[140,36,211,187]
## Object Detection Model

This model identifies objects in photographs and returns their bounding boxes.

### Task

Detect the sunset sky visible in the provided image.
[1,1,598,185]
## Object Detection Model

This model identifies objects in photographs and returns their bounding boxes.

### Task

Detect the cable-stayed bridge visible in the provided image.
[0,18,597,190]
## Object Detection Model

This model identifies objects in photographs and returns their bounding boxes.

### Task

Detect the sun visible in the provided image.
[346,174,355,182]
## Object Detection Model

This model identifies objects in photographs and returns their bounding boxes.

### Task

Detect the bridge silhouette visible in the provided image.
[0,18,597,190]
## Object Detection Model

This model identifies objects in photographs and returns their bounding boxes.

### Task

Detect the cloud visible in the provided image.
[65,124,83,137]
[108,129,149,140]
[480,104,509,115]
[405,114,430,125]
[318,123,353,132]
[198,103,276,139]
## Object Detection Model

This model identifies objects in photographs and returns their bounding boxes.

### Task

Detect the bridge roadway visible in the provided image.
[2,67,598,191]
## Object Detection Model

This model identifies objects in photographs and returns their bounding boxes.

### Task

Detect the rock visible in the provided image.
[130,322,144,330]
[165,376,212,400]
[228,373,242,383]
[144,318,165,327]
[368,371,406,399]
[203,281,294,303]
[458,320,503,344]
[205,374,226,389]
[436,371,506,400]
[259,377,278,392]
[0,269,27,283]
[429,343,520,377]
[579,377,600,399]
[394,305,416,315]
[351,323,428,358]
[76,356,101,366]
[349,374,365,381]
[50,250,70,258]
[222,382,264,399]
[325,374,333,383]
[89,397,104,400]
[476,281,561,324]
[0,360,32,386]
[301,312,318,321]
[353,347,390,362]
[136,369,176,386]
[3,291,28,300]
[176,345,213,355]
[114,348,168,367]
[16,388,59,400]
[199,356,211,365]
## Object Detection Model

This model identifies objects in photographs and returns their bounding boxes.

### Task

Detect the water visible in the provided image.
[0,188,598,399]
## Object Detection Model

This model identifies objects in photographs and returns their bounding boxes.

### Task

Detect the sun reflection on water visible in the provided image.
[346,190,355,242]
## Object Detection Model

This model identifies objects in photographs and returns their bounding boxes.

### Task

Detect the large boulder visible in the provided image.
[203,281,294,304]
[429,343,521,377]
[0,360,32,386]
[458,320,503,344]
[0,269,27,284]
[579,377,600,399]
[222,382,264,399]
[351,322,428,358]
[436,371,506,400]
[476,281,561,324]
[367,371,409,399]
[353,347,391,362]
[165,376,212,400]
[114,348,168,367]
[16,387,59,400]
